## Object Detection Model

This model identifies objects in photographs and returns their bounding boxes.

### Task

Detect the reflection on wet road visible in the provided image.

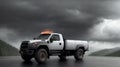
[0,56,120,67]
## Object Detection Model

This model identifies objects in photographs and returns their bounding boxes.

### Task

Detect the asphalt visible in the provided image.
[0,56,120,67]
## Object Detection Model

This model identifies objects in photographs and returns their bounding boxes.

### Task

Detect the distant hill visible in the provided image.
[89,48,120,57]
[0,40,19,56]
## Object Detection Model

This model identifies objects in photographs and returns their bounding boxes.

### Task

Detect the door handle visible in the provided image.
[59,43,61,45]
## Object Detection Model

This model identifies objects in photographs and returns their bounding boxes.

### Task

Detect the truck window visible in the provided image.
[37,34,50,40]
[51,35,60,41]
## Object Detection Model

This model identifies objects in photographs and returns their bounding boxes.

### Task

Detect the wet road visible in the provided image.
[0,56,120,67]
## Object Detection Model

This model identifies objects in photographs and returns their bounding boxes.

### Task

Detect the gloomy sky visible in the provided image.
[1,0,120,47]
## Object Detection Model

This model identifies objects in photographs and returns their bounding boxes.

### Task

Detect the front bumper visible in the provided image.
[19,49,34,55]
[20,41,35,55]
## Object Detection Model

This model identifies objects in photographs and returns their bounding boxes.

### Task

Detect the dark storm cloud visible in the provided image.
[0,0,119,40]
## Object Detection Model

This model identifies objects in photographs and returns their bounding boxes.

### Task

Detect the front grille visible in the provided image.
[20,41,29,49]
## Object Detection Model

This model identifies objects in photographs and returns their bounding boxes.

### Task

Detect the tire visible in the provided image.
[21,54,32,61]
[74,48,84,61]
[35,48,48,63]
[58,55,66,60]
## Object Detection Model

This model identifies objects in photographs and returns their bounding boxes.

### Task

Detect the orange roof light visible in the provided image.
[41,29,53,34]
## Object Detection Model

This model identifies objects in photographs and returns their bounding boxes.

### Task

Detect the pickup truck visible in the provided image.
[19,31,89,63]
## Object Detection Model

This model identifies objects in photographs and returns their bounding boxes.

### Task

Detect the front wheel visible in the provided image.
[74,48,84,61]
[35,48,48,63]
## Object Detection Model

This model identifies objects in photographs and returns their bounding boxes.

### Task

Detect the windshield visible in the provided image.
[37,34,50,40]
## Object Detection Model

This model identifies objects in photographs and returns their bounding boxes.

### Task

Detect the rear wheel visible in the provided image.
[35,48,48,63]
[74,48,84,61]
[21,54,32,61]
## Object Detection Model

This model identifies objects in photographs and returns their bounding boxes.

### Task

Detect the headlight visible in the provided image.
[32,42,38,46]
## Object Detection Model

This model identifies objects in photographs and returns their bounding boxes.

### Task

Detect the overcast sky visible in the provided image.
[1,0,120,49]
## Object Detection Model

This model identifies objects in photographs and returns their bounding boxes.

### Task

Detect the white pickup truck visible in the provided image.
[20,31,89,63]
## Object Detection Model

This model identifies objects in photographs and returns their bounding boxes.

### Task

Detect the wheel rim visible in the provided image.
[39,51,47,61]
[77,49,83,59]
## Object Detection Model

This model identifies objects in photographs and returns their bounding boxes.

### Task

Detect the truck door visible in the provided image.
[48,34,64,50]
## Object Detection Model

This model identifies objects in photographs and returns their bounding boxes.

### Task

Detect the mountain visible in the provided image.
[89,48,120,57]
[0,40,19,56]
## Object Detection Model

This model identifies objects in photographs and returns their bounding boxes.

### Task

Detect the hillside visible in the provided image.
[89,48,120,57]
[0,40,19,56]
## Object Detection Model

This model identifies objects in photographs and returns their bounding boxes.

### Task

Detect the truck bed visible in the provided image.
[65,40,88,50]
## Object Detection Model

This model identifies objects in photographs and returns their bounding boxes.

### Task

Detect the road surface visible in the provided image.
[0,56,120,67]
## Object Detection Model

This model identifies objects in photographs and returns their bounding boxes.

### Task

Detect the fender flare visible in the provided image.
[75,45,85,51]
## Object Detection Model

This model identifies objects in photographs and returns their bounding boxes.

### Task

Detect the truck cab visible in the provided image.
[28,33,65,51]
[47,33,64,50]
